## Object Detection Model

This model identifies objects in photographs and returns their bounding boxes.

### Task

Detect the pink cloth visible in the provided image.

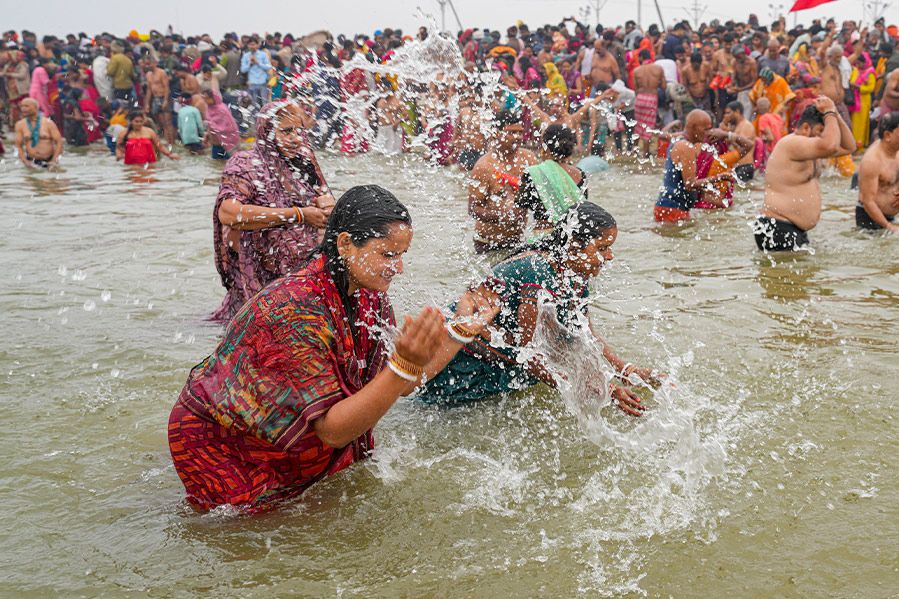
[205,91,240,152]
[29,66,52,116]
[210,102,323,322]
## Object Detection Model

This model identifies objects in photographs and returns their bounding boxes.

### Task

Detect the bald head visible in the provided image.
[685,109,712,143]
[20,97,38,117]
[756,97,771,115]
[767,40,780,57]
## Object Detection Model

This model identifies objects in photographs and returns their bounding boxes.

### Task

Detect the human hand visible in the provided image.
[609,383,647,417]
[314,193,336,213]
[706,127,729,141]
[622,364,667,388]
[815,95,836,112]
[300,206,329,228]
[452,282,502,336]
[394,306,446,366]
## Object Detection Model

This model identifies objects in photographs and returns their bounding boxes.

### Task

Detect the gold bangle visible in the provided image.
[451,322,480,339]
[390,352,424,377]
[294,206,304,224]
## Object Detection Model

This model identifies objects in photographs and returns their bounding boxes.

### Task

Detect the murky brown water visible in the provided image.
[1,142,896,597]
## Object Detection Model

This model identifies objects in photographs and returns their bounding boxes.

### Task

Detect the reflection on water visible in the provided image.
[0,144,896,597]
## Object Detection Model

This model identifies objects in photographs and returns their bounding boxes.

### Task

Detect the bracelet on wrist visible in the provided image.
[293,206,304,224]
[389,352,424,378]
[447,324,475,344]
[822,111,838,118]
[387,360,419,382]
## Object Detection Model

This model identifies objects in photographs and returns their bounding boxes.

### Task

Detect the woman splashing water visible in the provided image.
[169,186,500,511]
[421,202,663,415]
[210,101,335,322]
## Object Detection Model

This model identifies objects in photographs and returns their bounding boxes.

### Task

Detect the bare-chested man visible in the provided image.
[632,50,665,157]
[589,39,620,88]
[681,52,711,111]
[755,97,856,251]
[730,46,758,118]
[144,58,175,145]
[710,32,737,119]
[654,110,742,221]
[14,98,62,168]
[722,100,758,180]
[819,45,851,125]
[452,90,489,170]
[856,112,899,232]
[468,109,538,254]
[175,65,200,97]
[880,68,899,119]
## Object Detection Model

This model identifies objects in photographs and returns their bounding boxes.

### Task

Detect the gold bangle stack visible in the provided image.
[389,352,424,380]
[451,322,479,339]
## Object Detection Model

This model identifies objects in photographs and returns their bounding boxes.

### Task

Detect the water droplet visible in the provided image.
[83,300,96,312]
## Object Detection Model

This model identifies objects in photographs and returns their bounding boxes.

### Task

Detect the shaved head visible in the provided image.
[684,109,712,143]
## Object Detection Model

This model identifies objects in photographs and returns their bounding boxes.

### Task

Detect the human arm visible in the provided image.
[313,307,446,448]
[467,161,501,222]
[833,107,856,155]
[48,120,63,165]
[857,159,899,232]
[218,197,330,230]
[788,96,843,159]
[14,124,33,168]
[152,130,179,160]
[256,51,272,71]
[670,141,730,191]
[720,128,754,157]
[115,131,126,161]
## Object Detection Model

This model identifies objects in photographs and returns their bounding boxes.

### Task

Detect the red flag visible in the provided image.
[789,0,837,11]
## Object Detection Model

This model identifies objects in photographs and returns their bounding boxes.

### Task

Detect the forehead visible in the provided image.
[369,223,413,249]
[273,110,305,127]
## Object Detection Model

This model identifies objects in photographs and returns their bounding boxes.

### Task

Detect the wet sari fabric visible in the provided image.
[169,255,393,510]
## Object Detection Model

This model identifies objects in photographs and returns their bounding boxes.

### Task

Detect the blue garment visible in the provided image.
[655,143,698,211]
[419,253,587,404]
[177,105,204,145]
[240,50,272,86]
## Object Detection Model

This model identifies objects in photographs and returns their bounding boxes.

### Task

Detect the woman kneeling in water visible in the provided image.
[422,202,663,414]
[169,185,499,511]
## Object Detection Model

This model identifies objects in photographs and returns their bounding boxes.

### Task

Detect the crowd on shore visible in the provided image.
[4,13,899,512]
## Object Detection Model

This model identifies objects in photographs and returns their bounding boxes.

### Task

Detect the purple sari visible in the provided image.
[210,102,322,322]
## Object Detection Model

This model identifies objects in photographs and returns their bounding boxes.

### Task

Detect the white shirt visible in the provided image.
[92,55,112,101]
[655,58,679,84]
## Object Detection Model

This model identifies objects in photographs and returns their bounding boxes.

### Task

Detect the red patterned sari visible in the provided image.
[169,255,393,511]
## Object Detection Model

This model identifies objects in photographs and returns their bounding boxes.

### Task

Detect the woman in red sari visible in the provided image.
[169,185,499,511]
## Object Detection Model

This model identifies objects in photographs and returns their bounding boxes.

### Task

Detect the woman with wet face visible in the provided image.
[421,202,664,414]
[211,100,334,322]
[169,186,500,511]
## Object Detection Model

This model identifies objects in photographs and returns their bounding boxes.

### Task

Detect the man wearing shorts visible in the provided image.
[755,97,856,251]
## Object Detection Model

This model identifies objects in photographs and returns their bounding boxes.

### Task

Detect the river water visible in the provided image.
[0,142,896,597]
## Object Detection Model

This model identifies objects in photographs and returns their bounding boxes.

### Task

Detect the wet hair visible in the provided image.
[124,110,146,139]
[879,111,899,137]
[638,48,651,61]
[494,108,521,128]
[512,202,616,262]
[542,124,577,159]
[690,51,702,64]
[797,105,824,129]
[725,100,744,114]
[310,185,412,339]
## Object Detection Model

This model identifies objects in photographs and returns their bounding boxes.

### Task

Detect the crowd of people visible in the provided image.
[4,12,899,512]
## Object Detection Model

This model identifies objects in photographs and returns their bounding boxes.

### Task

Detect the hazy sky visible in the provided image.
[5,0,896,39]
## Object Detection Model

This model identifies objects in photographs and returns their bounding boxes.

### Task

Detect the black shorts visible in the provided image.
[184,142,204,153]
[28,157,51,168]
[734,163,755,182]
[855,204,895,230]
[753,216,809,251]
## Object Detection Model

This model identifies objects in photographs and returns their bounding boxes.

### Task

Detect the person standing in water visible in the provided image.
[169,186,500,511]
[855,112,899,232]
[211,101,334,322]
[13,98,62,168]
[653,110,742,222]
[116,110,179,165]
[468,109,538,254]
[722,100,758,181]
[755,97,856,251]
[422,202,662,412]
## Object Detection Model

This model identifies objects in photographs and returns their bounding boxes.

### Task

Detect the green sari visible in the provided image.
[420,253,588,404]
